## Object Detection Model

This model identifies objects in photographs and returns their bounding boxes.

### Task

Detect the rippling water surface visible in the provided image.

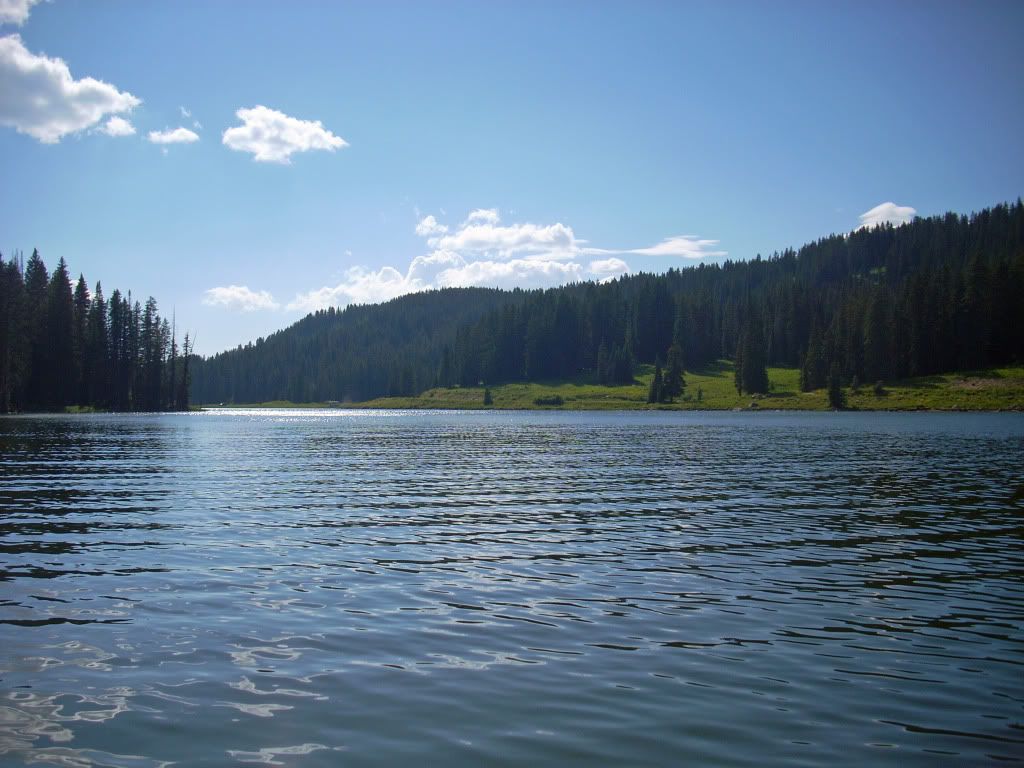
[1,410,1022,766]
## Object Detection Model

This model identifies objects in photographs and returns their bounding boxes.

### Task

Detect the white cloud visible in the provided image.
[0,34,140,143]
[406,249,465,286]
[0,0,41,25]
[203,285,279,312]
[286,254,587,314]
[435,258,584,290]
[588,257,630,277]
[414,214,448,238]
[464,208,500,226]
[179,106,191,118]
[434,220,578,260]
[287,266,410,312]
[99,115,135,137]
[147,126,199,144]
[857,201,917,230]
[288,208,720,314]
[222,105,347,164]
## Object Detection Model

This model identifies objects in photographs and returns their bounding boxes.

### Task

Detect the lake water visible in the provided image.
[1,410,1022,766]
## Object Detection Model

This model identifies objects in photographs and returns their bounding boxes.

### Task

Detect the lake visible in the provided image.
[1,410,1022,766]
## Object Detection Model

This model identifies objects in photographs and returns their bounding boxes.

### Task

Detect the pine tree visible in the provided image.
[23,250,50,410]
[86,282,109,407]
[47,258,77,408]
[0,254,27,412]
[828,364,846,410]
[800,322,827,391]
[73,275,90,405]
[664,342,685,400]
[647,363,663,404]
[735,323,769,395]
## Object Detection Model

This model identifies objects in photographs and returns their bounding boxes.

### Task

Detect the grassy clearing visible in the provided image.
[345,362,1024,412]
[64,404,101,414]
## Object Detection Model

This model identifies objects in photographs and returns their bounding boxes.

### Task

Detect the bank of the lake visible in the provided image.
[204,362,1024,412]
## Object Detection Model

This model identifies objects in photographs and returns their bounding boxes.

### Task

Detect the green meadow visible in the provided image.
[220,361,1024,412]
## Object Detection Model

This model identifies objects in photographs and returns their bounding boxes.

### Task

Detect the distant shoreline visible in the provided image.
[4,362,1019,416]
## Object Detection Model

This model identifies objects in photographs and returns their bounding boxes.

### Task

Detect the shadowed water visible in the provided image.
[1,410,1022,766]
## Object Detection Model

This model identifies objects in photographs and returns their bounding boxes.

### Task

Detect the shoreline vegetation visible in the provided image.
[196,361,1024,413]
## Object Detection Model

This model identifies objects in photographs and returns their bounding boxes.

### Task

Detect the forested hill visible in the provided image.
[190,288,524,404]
[190,201,1024,405]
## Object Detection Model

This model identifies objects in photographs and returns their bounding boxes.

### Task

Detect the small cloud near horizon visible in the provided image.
[857,202,917,230]
[203,285,279,312]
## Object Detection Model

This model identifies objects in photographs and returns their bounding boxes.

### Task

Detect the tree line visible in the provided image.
[0,249,191,413]
[190,201,1024,405]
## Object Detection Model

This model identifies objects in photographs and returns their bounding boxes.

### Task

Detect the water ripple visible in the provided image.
[1,410,1022,766]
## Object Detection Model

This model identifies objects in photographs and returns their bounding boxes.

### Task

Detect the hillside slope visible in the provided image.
[191,201,1024,405]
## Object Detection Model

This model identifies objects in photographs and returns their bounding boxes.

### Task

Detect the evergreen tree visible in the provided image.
[799,322,827,391]
[828,364,846,410]
[736,323,769,395]
[47,258,76,407]
[86,282,109,407]
[73,275,90,404]
[862,288,892,383]
[23,250,50,410]
[0,254,27,412]
[647,363,664,404]
[663,342,685,400]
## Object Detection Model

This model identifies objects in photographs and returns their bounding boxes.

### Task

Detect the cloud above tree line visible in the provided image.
[203,208,727,314]
[857,202,917,230]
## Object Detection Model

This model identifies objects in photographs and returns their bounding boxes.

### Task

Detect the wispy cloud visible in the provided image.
[203,285,279,312]
[0,34,140,143]
[857,201,916,230]
[583,235,726,260]
[222,105,347,164]
[433,219,578,260]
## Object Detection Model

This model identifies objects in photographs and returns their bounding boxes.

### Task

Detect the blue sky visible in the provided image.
[2,0,1022,355]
